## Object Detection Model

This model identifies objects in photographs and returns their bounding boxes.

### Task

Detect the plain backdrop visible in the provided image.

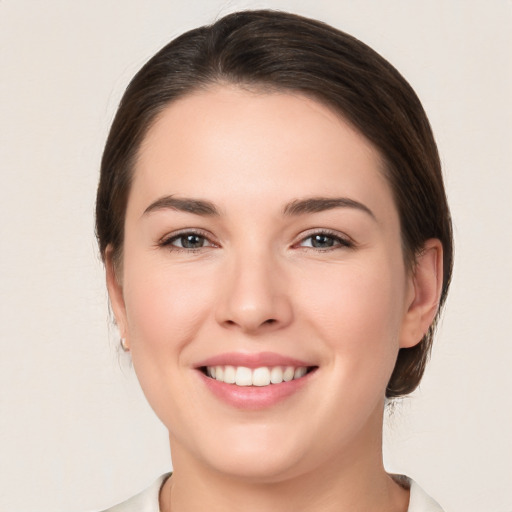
[1,1,511,511]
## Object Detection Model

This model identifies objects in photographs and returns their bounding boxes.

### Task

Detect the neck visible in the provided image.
[160,404,409,512]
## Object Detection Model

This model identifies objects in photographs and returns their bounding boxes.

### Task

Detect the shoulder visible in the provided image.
[408,479,444,512]
[393,475,445,512]
[93,472,443,512]
[98,473,171,512]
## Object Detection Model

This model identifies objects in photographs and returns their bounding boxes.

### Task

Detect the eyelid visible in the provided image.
[158,228,218,249]
[157,227,354,251]
[294,228,355,249]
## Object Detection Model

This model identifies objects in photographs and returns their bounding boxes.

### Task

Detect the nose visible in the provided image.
[215,249,294,334]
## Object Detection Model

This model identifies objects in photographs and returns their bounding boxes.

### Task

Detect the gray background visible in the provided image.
[1,1,511,511]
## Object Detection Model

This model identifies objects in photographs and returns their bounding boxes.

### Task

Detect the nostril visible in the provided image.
[221,315,284,332]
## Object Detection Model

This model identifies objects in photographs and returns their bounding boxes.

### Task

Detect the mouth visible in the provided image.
[195,352,318,408]
[199,365,318,387]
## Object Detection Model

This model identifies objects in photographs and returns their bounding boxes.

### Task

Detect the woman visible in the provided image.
[95,10,452,512]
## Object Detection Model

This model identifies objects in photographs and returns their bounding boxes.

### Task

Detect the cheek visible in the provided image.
[298,256,406,371]
[122,258,215,356]
[120,258,217,427]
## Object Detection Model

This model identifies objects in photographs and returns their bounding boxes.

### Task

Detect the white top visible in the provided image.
[99,473,444,512]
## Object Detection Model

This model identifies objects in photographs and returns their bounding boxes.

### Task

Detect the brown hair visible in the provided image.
[96,9,453,398]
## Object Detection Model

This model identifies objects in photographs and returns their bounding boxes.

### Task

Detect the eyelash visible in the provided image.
[296,229,354,251]
[159,229,216,252]
[159,229,354,253]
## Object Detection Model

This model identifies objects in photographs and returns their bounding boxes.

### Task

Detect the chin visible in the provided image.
[180,423,313,483]
[206,450,307,484]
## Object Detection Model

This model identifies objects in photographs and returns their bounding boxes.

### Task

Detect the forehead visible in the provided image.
[131,86,395,220]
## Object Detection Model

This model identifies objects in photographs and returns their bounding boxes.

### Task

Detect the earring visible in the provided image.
[120,338,130,352]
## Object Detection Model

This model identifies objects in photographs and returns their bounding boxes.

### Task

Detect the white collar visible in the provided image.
[99,473,444,512]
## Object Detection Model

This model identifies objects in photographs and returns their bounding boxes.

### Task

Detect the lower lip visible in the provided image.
[198,370,315,410]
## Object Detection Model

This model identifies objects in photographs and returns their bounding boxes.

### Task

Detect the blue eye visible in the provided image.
[161,231,213,250]
[175,234,207,249]
[299,232,352,249]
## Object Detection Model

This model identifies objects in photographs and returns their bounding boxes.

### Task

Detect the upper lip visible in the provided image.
[195,351,315,369]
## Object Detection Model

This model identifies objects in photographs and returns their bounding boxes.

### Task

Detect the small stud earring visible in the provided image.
[120,338,130,352]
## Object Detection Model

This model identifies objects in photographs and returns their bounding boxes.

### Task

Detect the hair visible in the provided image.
[96,9,453,398]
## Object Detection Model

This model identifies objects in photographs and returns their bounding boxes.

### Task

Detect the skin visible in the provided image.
[106,86,443,512]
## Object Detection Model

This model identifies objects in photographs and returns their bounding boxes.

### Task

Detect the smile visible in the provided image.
[196,352,318,408]
[203,365,312,387]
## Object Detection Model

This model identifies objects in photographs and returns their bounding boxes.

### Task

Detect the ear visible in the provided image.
[399,239,444,349]
[105,246,129,348]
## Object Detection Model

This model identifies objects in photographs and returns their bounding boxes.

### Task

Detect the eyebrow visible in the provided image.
[143,196,220,216]
[282,197,376,220]
[143,195,375,220]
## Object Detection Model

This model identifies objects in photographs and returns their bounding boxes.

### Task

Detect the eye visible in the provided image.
[160,231,215,251]
[298,231,353,250]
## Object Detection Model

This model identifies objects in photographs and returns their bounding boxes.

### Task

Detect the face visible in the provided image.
[107,86,431,482]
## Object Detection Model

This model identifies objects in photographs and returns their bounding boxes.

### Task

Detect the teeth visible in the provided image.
[235,366,253,386]
[205,365,310,386]
[223,365,236,384]
[294,367,307,379]
[252,367,270,386]
[270,367,283,384]
[283,366,295,382]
